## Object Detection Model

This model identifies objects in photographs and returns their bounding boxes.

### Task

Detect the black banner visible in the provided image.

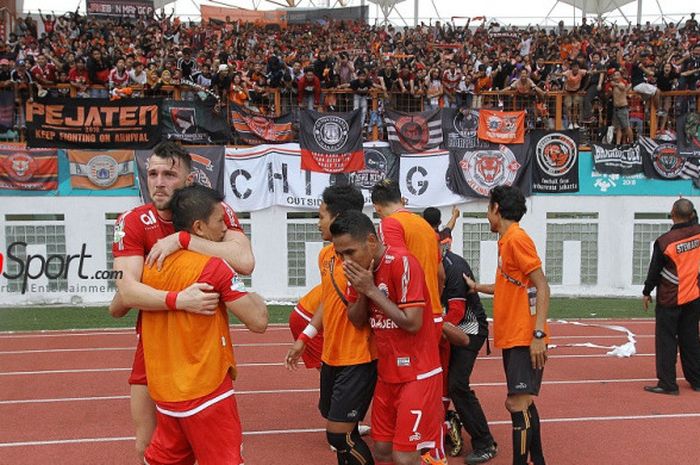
[441,108,487,150]
[639,137,700,181]
[26,98,162,149]
[446,138,532,198]
[676,113,700,158]
[385,108,443,154]
[299,109,364,173]
[531,130,579,193]
[87,0,154,18]
[232,105,294,145]
[0,91,15,131]
[162,99,231,144]
[135,146,225,202]
[592,143,643,175]
[330,143,399,195]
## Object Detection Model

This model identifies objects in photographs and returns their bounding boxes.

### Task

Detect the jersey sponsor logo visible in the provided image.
[140,210,158,226]
[409,432,422,442]
[370,316,399,330]
[676,238,700,254]
[515,382,528,390]
[396,356,411,367]
[459,147,520,197]
[652,143,685,178]
[312,115,349,152]
[535,133,577,177]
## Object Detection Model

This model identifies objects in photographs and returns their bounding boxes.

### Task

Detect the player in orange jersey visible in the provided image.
[111,184,267,465]
[288,284,323,369]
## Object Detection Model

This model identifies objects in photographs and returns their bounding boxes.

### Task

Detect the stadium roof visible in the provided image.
[556,0,636,17]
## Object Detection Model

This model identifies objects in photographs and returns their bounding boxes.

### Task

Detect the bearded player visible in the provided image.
[111,141,254,462]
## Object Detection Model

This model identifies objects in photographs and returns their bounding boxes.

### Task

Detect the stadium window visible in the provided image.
[631,213,671,285]
[460,213,493,281]
[286,212,323,287]
[545,213,599,286]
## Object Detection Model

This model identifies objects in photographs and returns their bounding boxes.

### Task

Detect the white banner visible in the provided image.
[399,149,466,208]
[224,143,396,212]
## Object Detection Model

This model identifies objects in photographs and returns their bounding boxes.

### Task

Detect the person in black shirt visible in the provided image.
[582,52,606,123]
[176,48,197,81]
[341,69,382,127]
[492,52,514,90]
[378,60,399,93]
[441,250,498,464]
[655,62,679,130]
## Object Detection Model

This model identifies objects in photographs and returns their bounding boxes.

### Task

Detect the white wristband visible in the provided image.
[302,324,318,339]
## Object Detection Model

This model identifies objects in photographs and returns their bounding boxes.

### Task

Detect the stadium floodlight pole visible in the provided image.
[414,0,418,26]
[637,0,643,25]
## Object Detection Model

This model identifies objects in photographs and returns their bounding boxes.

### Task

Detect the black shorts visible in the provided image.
[502,347,544,396]
[319,360,377,423]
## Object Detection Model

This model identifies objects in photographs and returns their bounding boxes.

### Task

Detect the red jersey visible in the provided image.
[31,63,57,84]
[347,247,441,384]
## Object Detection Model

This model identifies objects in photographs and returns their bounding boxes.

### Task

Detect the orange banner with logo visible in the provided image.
[477,109,525,145]
[67,150,135,190]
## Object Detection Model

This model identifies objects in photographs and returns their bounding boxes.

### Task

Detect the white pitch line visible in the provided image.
[0,412,698,448]
[0,377,684,406]
[0,325,291,339]
[0,353,655,376]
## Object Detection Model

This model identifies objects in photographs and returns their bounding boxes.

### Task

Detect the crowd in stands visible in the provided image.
[0,7,699,140]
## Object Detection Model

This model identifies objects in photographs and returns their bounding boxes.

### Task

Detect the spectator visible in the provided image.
[109,58,130,90]
[297,67,321,110]
[561,61,587,128]
[129,61,148,87]
[582,52,606,124]
[610,70,633,145]
[655,62,679,131]
[176,48,197,81]
[86,49,110,97]
[68,57,90,97]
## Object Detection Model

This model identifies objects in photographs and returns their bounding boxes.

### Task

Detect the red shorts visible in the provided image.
[370,374,443,452]
[144,380,243,465]
[128,335,147,385]
[288,306,323,369]
[433,319,443,345]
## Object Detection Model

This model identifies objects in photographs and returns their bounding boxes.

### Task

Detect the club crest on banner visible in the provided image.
[459,147,521,196]
[454,110,479,140]
[313,115,350,152]
[395,115,430,149]
[652,143,685,178]
[5,153,35,181]
[536,133,577,177]
[87,154,120,187]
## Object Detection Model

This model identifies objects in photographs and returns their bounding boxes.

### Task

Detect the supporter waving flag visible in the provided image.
[299,108,364,173]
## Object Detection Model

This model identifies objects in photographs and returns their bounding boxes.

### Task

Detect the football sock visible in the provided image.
[510,409,532,465]
[327,428,374,465]
[528,403,546,465]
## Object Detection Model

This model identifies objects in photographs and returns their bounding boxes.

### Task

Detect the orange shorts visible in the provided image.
[288,306,323,369]
[128,335,147,385]
[144,380,243,465]
[371,374,443,452]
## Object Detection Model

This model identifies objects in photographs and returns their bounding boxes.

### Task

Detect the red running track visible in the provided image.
[0,320,699,465]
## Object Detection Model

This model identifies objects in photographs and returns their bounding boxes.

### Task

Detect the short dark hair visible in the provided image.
[330,210,376,241]
[422,207,441,228]
[322,184,364,217]
[152,141,192,171]
[371,178,402,206]
[489,185,527,221]
[170,184,224,232]
[672,198,695,221]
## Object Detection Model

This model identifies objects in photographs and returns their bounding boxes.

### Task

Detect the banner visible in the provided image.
[87,0,154,18]
[531,130,579,193]
[640,137,700,182]
[399,149,466,208]
[592,143,643,175]
[330,142,399,202]
[162,100,231,144]
[135,146,225,202]
[676,113,700,158]
[441,108,487,150]
[477,109,525,145]
[385,108,443,153]
[299,109,364,173]
[446,138,532,198]
[0,90,15,131]
[232,105,294,145]
[67,150,134,190]
[25,98,162,149]
[0,147,58,190]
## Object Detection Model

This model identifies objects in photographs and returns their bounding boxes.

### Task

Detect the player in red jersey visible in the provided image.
[110,141,254,462]
[331,210,445,465]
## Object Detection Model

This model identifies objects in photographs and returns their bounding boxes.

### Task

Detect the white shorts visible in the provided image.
[633,83,657,96]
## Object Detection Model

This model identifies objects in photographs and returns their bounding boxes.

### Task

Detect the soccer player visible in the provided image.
[285,185,377,465]
[111,184,267,465]
[288,284,324,369]
[464,186,550,465]
[111,141,254,462]
[331,210,443,465]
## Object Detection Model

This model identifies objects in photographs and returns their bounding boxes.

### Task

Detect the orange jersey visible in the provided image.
[493,223,549,349]
[319,244,375,366]
[297,284,322,317]
[379,210,443,317]
[141,250,246,402]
